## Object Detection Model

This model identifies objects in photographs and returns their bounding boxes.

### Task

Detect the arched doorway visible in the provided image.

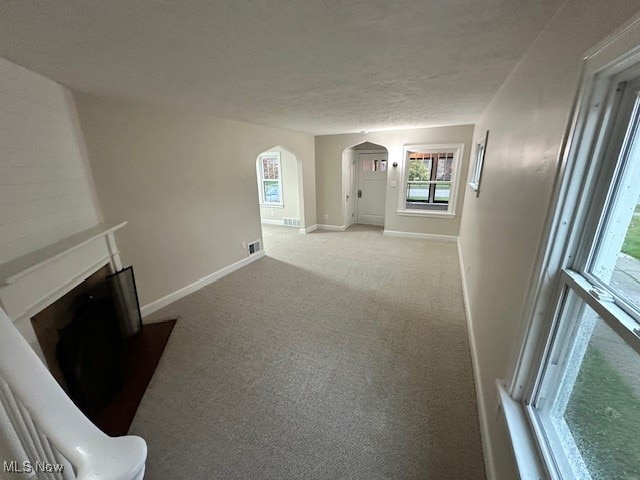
[342,141,389,228]
[255,145,304,230]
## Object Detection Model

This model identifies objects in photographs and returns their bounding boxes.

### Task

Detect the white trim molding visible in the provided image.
[0,222,126,286]
[497,382,547,479]
[260,219,283,226]
[396,210,456,219]
[457,238,497,480]
[317,224,347,232]
[382,230,457,243]
[140,251,265,319]
[299,224,318,234]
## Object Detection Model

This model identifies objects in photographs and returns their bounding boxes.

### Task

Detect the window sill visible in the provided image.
[259,204,284,209]
[497,380,547,480]
[396,210,455,219]
[468,182,479,191]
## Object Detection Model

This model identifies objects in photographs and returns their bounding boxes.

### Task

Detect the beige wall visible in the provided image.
[457,1,640,478]
[258,146,301,224]
[73,94,315,307]
[315,125,474,236]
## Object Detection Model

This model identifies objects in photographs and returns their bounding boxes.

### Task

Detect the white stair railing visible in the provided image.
[0,308,146,479]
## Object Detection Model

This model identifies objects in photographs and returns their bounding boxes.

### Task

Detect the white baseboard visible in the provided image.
[140,251,265,319]
[457,238,497,480]
[299,224,318,234]
[317,224,347,232]
[383,230,458,243]
[260,219,283,226]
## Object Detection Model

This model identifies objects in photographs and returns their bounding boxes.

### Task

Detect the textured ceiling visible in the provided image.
[0,0,562,135]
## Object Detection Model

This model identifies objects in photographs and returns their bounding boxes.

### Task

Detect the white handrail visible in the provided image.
[0,308,146,479]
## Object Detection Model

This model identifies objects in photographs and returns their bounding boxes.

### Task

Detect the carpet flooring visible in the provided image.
[133,224,486,479]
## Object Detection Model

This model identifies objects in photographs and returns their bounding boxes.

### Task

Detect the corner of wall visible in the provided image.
[65,89,105,224]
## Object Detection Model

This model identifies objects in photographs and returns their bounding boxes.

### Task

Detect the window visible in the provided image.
[511,43,640,480]
[529,81,640,478]
[363,158,387,172]
[469,131,488,194]
[257,152,283,206]
[398,144,462,216]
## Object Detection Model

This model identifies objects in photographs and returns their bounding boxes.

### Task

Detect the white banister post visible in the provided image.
[0,307,147,480]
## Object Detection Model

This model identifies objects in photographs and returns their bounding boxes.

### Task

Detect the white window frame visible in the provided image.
[397,143,463,218]
[469,130,488,195]
[257,151,283,207]
[500,17,640,480]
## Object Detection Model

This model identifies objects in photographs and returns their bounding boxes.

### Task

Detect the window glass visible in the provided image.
[536,295,640,479]
[434,184,450,202]
[436,155,453,181]
[262,180,281,203]
[258,153,282,205]
[407,155,431,203]
[408,155,432,181]
[262,156,279,180]
[589,99,640,316]
[363,159,374,171]
[363,159,388,172]
[565,316,640,479]
[405,151,455,211]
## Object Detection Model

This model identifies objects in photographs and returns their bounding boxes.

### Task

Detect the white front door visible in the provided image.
[357,152,387,225]
[346,158,357,227]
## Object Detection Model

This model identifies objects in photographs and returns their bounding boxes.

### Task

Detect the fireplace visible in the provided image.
[0,222,174,437]
[31,265,143,417]
[31,265,110,391]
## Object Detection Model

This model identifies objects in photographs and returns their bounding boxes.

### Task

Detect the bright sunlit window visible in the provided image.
[257,152,283,206]
[398,144,462,217]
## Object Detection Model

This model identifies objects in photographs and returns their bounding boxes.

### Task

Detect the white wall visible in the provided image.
[0,57,105,350]
[258,146,301,224]
[0,58,100,264]
[315,125,473,236]
[457,1,640,478]
[73,94,316,308]
[0,63,118,474]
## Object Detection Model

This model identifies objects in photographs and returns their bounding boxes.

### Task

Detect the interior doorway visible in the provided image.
[342,142,388,227]
[255,145,305,253]
[255,145,303,229]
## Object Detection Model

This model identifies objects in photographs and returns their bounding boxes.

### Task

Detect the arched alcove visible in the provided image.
[255,145,305,231]
[341,141,389,228]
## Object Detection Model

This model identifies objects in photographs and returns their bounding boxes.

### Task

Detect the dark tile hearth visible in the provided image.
[93,320,175,437]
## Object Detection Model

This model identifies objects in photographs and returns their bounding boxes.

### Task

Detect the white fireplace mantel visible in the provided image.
[0,222,127,286]
[0,222,127,359]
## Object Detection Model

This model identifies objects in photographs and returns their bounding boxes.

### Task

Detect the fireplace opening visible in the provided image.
[57,293,124,417]
[30,265,147,421]
[30,263,174,436]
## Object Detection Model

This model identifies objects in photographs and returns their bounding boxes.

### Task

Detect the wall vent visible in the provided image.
[282,218,301,227]
[248,239,261,255]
